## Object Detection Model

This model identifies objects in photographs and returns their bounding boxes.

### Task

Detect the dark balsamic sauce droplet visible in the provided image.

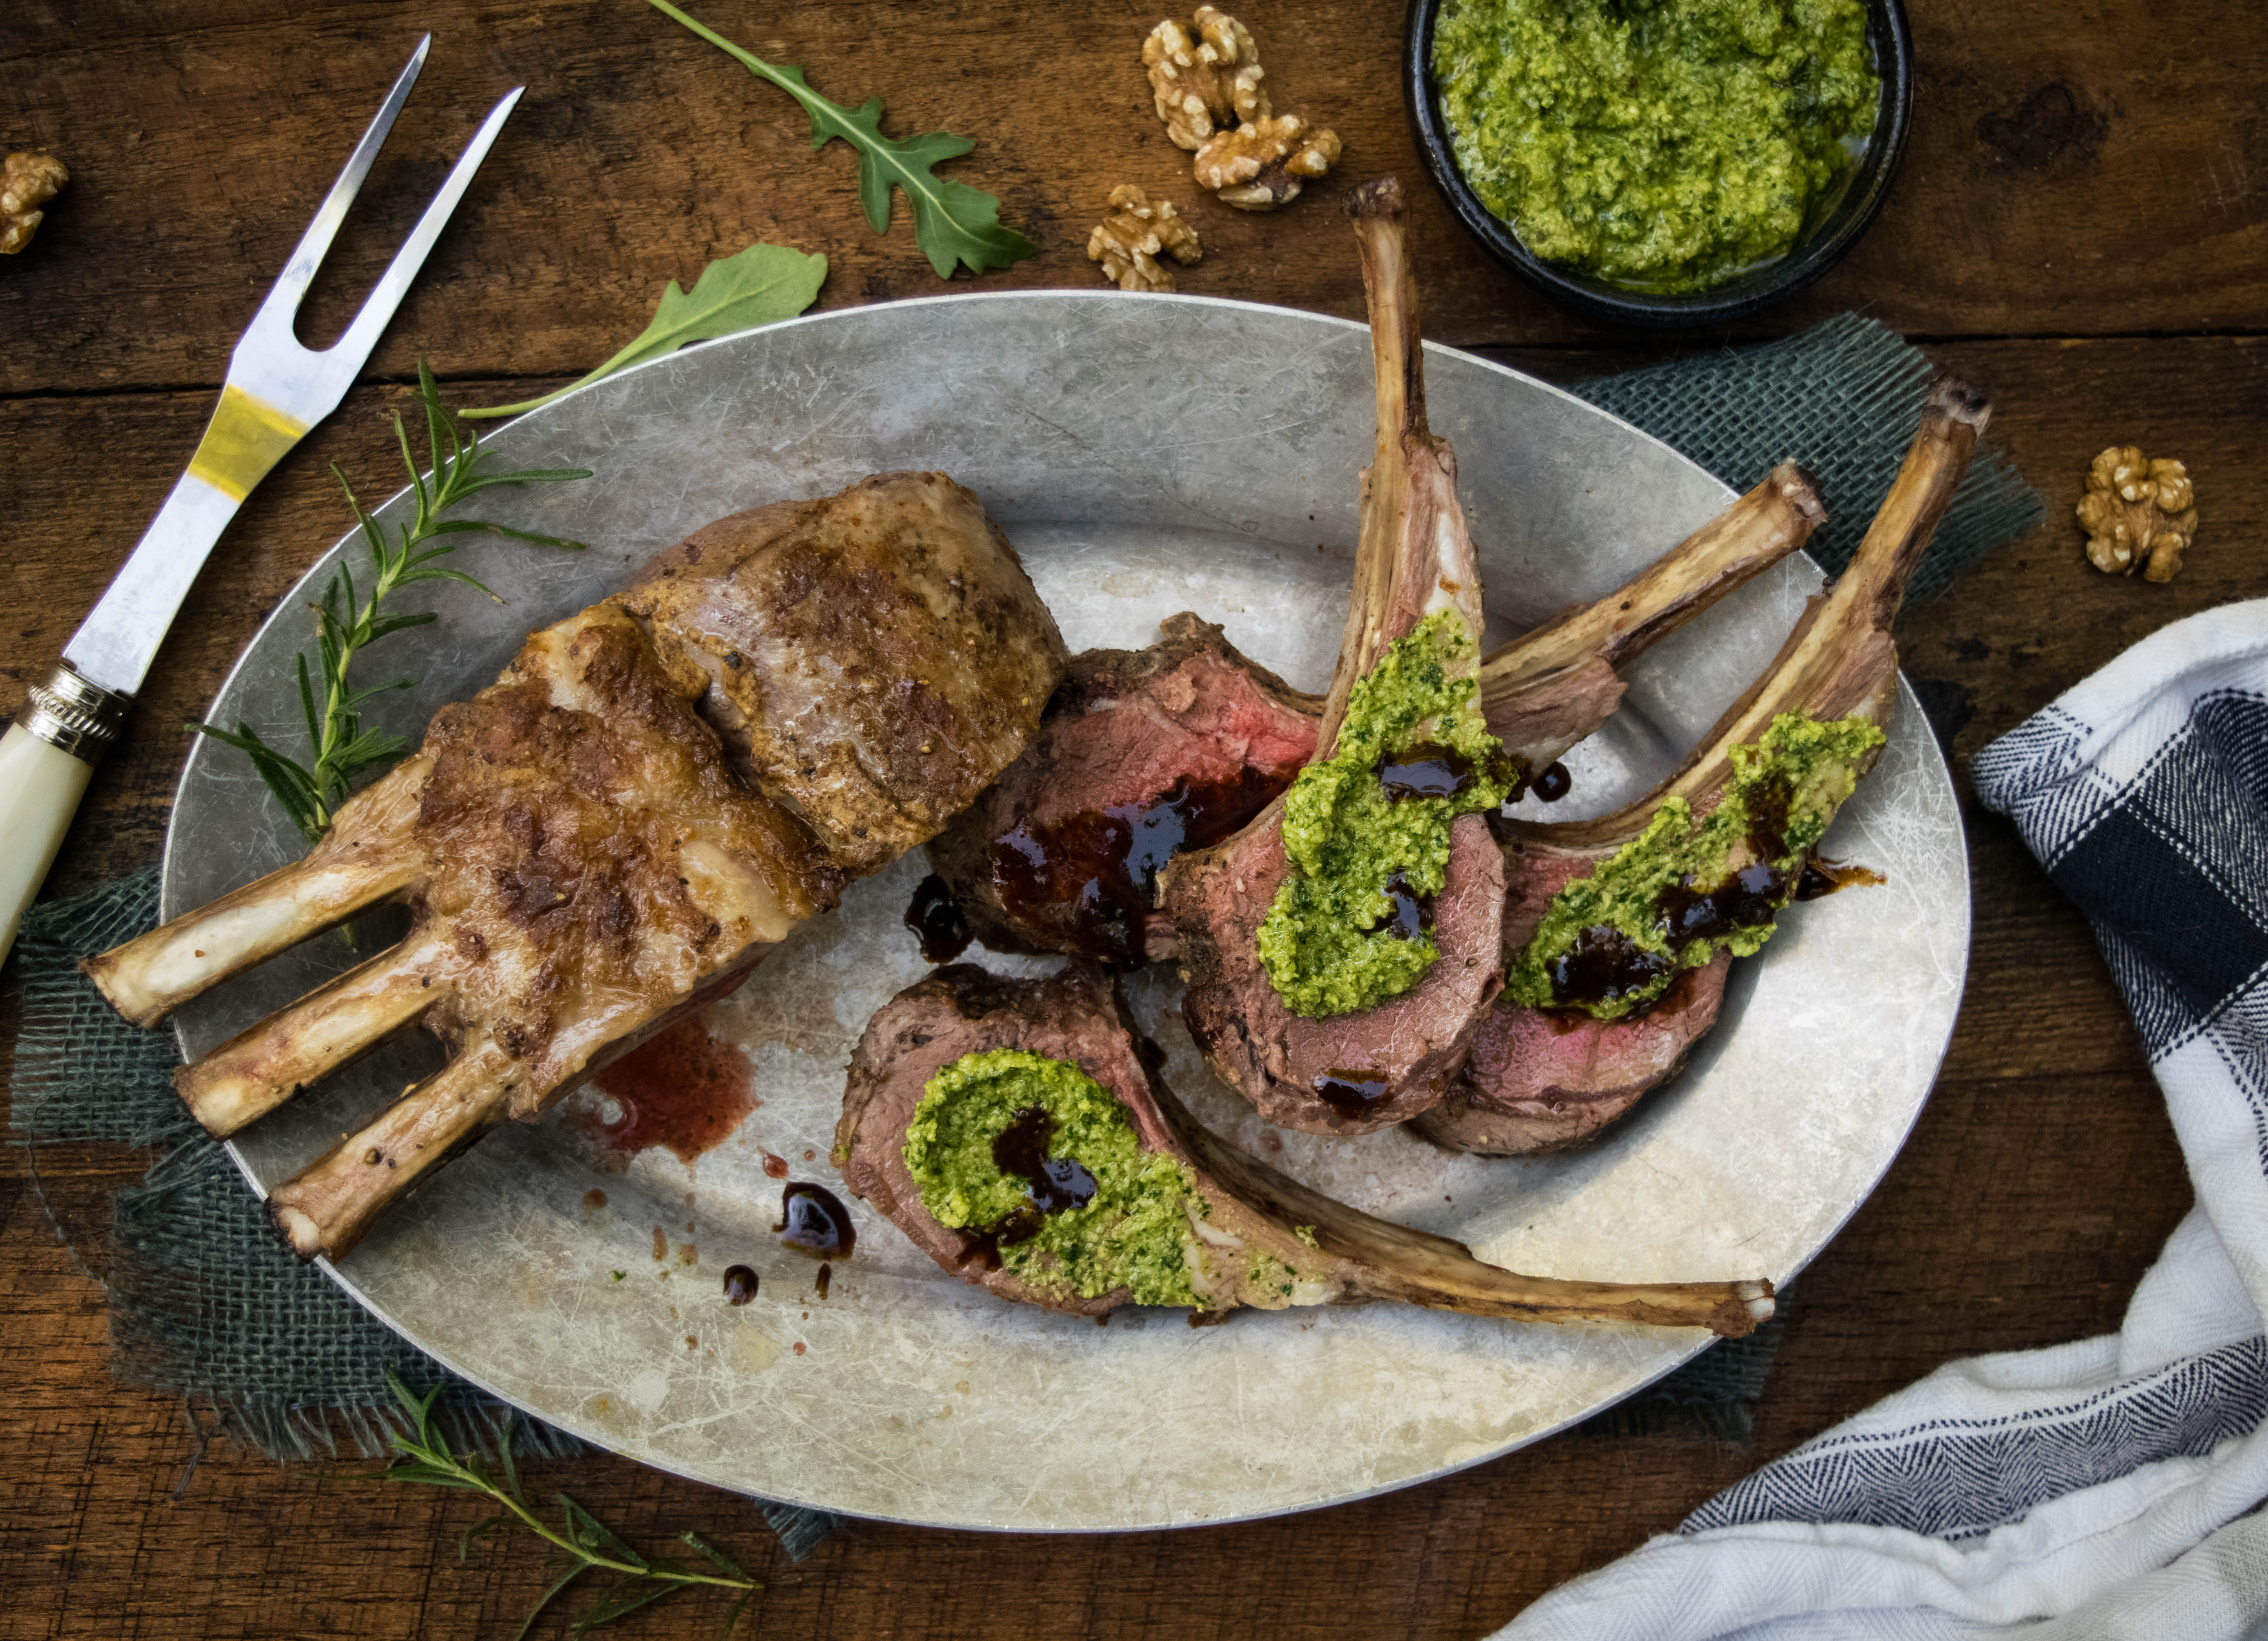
[1381,871,1433,940]
[988,764,1297,966]
[904,874,974,964]
[990,1106,1098,1225]
[1312,1068,1393,1117]
[721,1265,759,1305]
[1656,860,1791,946]
[1531,761,1573,803]
[814,1262,832,1300]
[775,1182,856,1260]
[1376,742,1477,802]
[1547,926,1676,1009]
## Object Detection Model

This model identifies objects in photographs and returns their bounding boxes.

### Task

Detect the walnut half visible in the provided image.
[1088,185,1203,292]
[1143,7,1268,152]
[1193,114,1342,211]
[2078,446,2197,583]
[1,151,69,255]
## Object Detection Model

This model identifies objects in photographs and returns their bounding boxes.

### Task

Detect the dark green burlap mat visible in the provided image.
[4,313,2040,1545]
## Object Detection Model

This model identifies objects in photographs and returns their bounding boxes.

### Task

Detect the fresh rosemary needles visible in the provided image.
[192,363,590,845]
[381,1375,761,1639]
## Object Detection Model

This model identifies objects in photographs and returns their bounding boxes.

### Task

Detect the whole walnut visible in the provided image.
[2078,446,2197,583]
[1,150,69,255]
[1143,7,1267,152]
[1088,185,1203,292]
[1192,114,1342,211]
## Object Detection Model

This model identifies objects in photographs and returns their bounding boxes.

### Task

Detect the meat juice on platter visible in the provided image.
[567,1016,761,1168]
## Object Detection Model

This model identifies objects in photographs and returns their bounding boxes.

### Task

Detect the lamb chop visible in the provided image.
[1420,380,1989,1156]
[85,472,1067,1260]
[926,462,1823,967]
[835,961,1774,1336]
[1156,176,1513,1138]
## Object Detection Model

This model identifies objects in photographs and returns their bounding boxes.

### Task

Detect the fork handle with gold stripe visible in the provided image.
[0,38,522,966]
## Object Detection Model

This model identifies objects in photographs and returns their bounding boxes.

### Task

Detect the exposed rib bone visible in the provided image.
[1423,381,1988,1156]
[175,931,452,1138]
[1539,381,1986,852]
[1477,460,1825,760]
[83,757,431,1027]
[268,1036,516,1260]
[1155,1076,1771,1334]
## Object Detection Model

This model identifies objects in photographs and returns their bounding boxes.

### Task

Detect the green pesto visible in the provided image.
[1259,610,1514,1019]
[1431,0,1879,293]
[902,1048,1204,1308]
[1507,713,1885,1017]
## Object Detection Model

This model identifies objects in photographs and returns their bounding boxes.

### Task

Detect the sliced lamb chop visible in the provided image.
[925,613,1323,966]
[835,962,1774,1336]
[87,473,1066,1260]
[1156,176,1507,1137]
[1420,381,1989,1156]
[925,462,1823,968]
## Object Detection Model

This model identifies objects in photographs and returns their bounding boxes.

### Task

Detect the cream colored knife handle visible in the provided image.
[0,665,132,968]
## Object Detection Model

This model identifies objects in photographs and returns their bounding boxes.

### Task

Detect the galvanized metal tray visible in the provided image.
[163,292,1966,1531]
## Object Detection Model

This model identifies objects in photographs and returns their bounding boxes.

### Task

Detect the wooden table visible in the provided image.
[4,2,2261,1634]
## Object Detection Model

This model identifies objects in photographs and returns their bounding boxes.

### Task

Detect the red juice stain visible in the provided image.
[793,1341,807,1356]
[569,1017,761,1166]
[761,1150,790,1179]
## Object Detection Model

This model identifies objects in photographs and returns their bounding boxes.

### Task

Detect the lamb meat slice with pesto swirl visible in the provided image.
[1158,176,1512,1136]
[922,463,1823,969]
[832,961,1775,1335]
[86,473,1067,1262]
[1419,379,1990,1156]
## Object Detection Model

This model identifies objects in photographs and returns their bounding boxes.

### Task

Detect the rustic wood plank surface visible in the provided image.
[2,0,2262,1634]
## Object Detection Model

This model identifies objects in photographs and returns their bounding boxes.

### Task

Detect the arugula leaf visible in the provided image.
[463,243,828,420]
[649,0,1038,278]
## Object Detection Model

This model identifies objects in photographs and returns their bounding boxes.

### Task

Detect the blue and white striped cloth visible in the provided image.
[1501,599,2268,1639]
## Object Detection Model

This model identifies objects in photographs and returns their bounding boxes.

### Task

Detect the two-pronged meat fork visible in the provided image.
[0,38,522,964]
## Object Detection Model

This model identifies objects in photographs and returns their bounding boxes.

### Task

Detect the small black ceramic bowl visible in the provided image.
[1404,0,1914,328]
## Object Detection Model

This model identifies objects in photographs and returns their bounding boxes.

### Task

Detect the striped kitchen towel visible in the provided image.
[1500,597,2268,1639]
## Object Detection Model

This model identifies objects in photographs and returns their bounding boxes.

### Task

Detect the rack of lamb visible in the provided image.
[85,473,1067,1261]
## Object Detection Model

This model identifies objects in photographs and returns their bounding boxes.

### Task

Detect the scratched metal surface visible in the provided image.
[162,293,1967,1531]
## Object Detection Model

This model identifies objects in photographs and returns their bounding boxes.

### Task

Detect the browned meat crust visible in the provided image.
[625,472,1070,874]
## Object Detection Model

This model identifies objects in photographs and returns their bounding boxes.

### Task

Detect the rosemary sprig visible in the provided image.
[381,1374,761,1640]
[191,362,590,844]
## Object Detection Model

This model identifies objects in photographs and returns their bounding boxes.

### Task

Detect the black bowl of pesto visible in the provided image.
[1406,0,1913,326]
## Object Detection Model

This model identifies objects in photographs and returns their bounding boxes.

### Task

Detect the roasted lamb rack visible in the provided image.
[1421,380,1989,1156]
[1156,177,1509,1137]
[85,473,1068,1260]
[835,962,1774,1336]
[925,463,1822,967]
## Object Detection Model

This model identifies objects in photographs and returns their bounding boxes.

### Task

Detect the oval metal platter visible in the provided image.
[163,291,1966,1532]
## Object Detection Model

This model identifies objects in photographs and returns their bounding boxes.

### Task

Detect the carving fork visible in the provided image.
[0,39,523,964]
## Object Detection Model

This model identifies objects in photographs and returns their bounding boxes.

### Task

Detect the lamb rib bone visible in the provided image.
[925,459,1823,967]
[1158,175,1504,1137]
[1421,379,1989,1156]
[836,962,1774,1336]
[85,473,1067,1260]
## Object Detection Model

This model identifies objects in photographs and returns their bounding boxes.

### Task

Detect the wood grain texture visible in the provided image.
[2,0,2263,1632]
